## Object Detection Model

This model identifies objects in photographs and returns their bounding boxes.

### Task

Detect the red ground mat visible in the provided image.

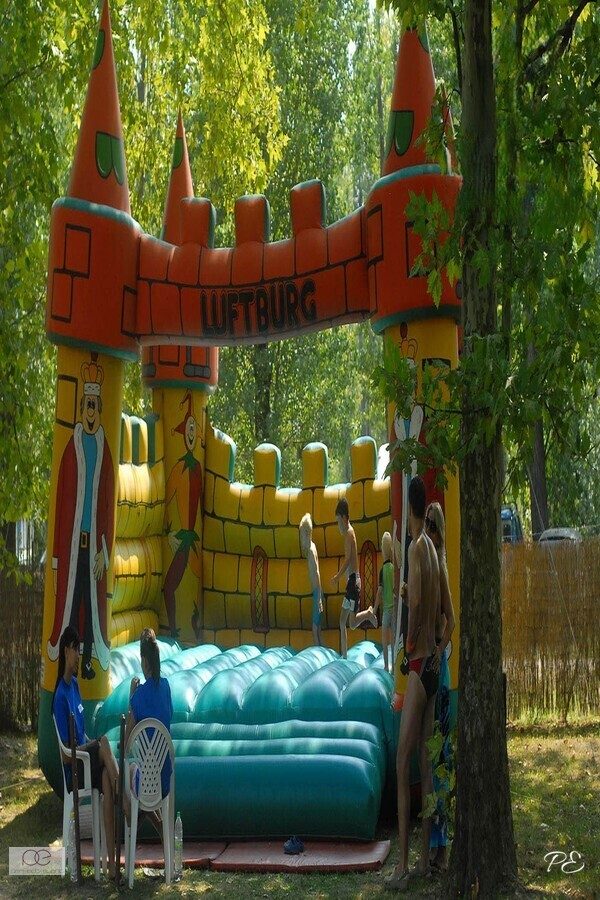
[210,839,391,873]
[80,840,226,869]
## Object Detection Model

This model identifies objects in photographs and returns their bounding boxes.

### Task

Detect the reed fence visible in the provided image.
[502,537,600,721]
[0,566,43,731]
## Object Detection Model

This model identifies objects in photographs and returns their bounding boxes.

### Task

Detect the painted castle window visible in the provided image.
[359,540,377,613]
[251,546,270,633]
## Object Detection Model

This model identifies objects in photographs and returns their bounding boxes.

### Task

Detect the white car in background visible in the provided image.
[538,527,583,543]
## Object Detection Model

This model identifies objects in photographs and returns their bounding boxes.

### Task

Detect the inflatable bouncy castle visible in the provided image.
[39,1,461,839]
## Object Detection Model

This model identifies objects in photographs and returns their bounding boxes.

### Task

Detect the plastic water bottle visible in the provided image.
[174,811,183,881]
[67,809,77,882]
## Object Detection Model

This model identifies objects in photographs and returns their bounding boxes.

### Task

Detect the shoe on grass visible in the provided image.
[284,836,304,855]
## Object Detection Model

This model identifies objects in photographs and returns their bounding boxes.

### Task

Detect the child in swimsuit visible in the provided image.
[299,513,324,646]
[332,498,377,657]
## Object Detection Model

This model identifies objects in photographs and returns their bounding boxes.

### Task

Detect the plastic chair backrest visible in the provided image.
[125,718,174,812]
[53,714,70,796]
[53,714,85,789]
[53,714,68,761]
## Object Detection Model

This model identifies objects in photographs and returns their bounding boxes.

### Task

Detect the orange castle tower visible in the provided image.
[46,0,138,357]
[68,0,130,213]
[383,26,437,175]
[367,25,462,705]
[161,112,193,244]
[42,0,137,729]
[144,114,217,641]
[142,115,218,392]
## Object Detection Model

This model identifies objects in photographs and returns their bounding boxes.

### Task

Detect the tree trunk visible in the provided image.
[528,417,549,539]
[449,1,518,895]
[252,344,273,444]
[3,521,16,555]
[527,346,549,538]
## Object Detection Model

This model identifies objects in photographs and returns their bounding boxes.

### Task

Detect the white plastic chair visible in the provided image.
[53,715,106,880]
[123,718,175,889]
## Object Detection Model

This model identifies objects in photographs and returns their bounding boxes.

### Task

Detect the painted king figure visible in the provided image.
[47,355,114,678]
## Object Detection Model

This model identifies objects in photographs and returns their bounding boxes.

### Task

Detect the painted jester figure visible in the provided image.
[47,355,114,680]
[163,392,203,638]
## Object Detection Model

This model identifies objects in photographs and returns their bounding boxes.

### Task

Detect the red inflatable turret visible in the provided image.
[142,114,218,391]
[46,0,139,359]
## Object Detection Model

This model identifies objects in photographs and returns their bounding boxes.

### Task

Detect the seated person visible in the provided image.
[52,625,120,879]
[125,628,173,829]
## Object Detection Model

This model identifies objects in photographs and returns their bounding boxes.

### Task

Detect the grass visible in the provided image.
[0,722,598,898]
[508,720,599,898]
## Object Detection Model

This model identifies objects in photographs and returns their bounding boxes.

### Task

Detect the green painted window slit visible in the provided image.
[385,110,414,158]
[172,137,184,170]
[112,137,125,185]
[418,28,430,53]
[92,30,105,69]
[95,132,126,184]
[96,132,112,178]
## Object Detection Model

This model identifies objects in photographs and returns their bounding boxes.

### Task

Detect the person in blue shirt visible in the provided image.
[125,628,173,834]
[52,625,120,879]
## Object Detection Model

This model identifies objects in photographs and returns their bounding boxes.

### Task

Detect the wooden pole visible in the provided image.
[115,714,126,886]
[69,712,83,885]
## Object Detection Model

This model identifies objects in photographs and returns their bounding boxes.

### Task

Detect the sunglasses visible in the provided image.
[425,517,437,533]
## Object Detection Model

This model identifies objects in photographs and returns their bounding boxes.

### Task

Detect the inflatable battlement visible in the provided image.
[119,411,163,467]
[204,428,389,545]
[136,179,370,348]
[107,412,393,654]
[45,3,461,373]
[201,426,391,650]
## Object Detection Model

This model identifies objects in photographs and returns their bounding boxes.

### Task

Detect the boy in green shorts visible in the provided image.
[373,531,394,672]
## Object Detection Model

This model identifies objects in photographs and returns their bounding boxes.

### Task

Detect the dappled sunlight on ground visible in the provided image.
[0,727,599,897]
[508,723,600,897]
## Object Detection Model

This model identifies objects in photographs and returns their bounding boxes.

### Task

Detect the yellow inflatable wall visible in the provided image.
[111,412,165,647]
[94,410,392,655]
[201,430,391,652]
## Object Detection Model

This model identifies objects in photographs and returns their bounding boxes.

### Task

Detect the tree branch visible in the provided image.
[523,0,593,81]
[1,52,51,92]
[0,0,15,33]
[218,0,250,101]
[522,0,541,16]
[450,4,463,97]
[538,132,600,168]
[1,32,79,93]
